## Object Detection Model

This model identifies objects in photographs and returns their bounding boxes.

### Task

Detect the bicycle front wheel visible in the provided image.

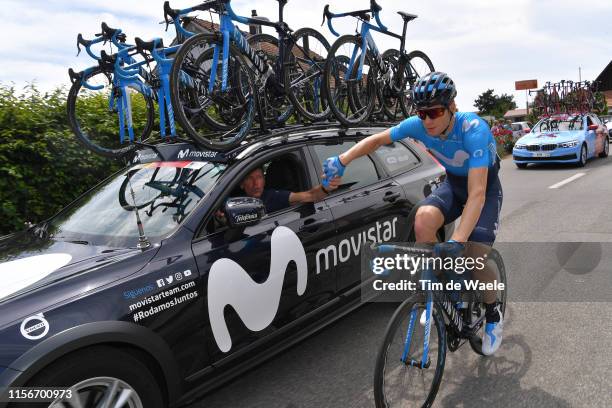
[323,35,377,127]
[170,33,256,150]
[248,33,294,126]
[374,298,446,408]
[284,27,331,122]
[399,51,435,118]
[67,67,154,159]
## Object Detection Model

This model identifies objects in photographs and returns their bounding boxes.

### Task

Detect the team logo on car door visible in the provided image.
[208,226,307,352]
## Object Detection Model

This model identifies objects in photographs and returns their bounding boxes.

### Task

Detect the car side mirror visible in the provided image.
[225,197,265,228]
[587,124,598,131]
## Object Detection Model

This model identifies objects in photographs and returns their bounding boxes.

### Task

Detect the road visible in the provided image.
[189,154,612,408]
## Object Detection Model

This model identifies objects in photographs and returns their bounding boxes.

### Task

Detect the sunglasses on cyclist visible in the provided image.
[416,107,447,120]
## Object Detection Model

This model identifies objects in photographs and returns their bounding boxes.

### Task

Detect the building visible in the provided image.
[503,108,530,122]
[595,60,612,114]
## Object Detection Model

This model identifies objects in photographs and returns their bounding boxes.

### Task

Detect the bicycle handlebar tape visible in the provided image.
[322,5,340,37]
[137,37,160,55]
[370,0,382,12]
[101,22,120,39]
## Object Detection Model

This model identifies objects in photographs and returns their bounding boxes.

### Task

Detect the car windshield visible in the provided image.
[45,161,225,247]
[534,117,583,132]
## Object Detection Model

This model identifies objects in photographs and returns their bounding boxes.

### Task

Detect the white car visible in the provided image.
[599,115,612,138]
[511,121,533,141]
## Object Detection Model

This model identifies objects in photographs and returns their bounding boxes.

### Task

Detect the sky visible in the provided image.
[0,0,610,112]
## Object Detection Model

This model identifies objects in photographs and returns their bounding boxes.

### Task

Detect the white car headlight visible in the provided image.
[559,140,579,148]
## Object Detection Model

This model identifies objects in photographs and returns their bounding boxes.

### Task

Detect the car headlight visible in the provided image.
[514,144,526,150]
[559,140,579,148]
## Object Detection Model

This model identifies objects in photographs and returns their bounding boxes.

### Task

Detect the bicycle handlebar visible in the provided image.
[321,1,388,37]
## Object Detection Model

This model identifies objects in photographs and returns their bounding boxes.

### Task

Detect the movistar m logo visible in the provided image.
[208,226,307,352]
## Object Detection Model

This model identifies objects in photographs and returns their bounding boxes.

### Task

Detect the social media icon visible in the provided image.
[184,270,192,277]
[156,279,165,288]
[175,272,182,281]
[166,276,173,285]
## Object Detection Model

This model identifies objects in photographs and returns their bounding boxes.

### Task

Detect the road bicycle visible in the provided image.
[67,5,206,158]
[321,0,434,127]
[169,0,333,151]
[370,243,507,407]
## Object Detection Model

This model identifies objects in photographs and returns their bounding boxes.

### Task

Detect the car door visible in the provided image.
[191,147,337,362]
[309,141,409,296]
[585,115,598,157]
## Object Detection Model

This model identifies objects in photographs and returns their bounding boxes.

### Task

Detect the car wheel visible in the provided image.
[21,346,165,408]
[515,162,528,169]
[599,137,609,158]
[576,144,587,167]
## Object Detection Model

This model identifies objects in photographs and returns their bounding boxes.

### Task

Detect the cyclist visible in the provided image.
[322,72,504,355]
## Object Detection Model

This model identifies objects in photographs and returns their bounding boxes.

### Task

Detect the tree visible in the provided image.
[474,89,518,118]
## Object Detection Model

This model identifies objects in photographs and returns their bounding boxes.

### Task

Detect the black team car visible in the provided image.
[0,126,453,407]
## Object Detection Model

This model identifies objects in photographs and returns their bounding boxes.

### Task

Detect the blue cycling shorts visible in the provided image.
[419,170,503,244]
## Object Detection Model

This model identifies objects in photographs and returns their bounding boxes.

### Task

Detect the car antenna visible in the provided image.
[124,159,151,250]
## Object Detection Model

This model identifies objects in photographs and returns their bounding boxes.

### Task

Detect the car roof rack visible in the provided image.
[128,121,395,165]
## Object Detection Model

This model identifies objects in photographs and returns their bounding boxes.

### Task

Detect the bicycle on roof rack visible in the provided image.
[321,0,434,127]
[67,5,207,159]
[169,0,334,151]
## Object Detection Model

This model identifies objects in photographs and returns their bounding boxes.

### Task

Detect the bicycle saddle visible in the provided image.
[397,11,418,22]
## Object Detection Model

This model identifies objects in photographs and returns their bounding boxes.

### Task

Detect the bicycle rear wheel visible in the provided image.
[67,67,154,159]
[284,27,331,122]
[468,248,507,356]
[374,298,446,408]
[323,35,377,127]
[399,51,435,117]
[170,33,256,150]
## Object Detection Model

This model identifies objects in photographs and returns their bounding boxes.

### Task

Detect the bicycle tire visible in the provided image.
[248,33,294,126]
[379,49,405,122]
[323,34,377,127]
[468,247,507,356]
[67,67,154,159]
[170,33,256,151]
[399,50,435,118]
[283,27,332,122]
[374,297,446,408]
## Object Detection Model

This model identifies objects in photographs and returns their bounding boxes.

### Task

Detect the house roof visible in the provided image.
[595,60,612,91]
[503,108,530,118]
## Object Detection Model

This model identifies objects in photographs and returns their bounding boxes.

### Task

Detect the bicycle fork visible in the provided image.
[401,291,433,369]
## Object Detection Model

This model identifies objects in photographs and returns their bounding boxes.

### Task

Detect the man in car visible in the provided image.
[215,166,341,223]
[322,72,505,355]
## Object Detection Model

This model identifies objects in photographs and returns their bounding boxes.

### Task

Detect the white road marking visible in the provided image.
[548,173,586,189]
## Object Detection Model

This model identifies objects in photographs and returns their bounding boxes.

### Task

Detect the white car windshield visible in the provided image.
[46,161,226,247]
[534,117,583,132]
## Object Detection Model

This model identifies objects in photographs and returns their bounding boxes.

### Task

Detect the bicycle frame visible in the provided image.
[401,267,484,369]
[208,1,267,93]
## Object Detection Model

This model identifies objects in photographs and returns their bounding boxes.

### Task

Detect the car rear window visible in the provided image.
[374,142,420,175]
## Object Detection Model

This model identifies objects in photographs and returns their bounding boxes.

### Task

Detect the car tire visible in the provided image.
[576,144,587,167]
[599,137,609,158]
[20,346,165,408]
[515,163,528,169]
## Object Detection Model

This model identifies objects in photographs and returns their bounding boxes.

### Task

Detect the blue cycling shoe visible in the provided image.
[482,303,503,355]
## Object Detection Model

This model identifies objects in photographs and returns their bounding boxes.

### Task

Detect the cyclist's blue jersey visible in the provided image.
[390,112,497,177]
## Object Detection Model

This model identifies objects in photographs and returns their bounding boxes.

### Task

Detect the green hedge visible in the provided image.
[0,84,122,235]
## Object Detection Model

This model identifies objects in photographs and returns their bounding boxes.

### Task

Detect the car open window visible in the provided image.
[373,142,420,175]
[201,150,309,236]
[310,142,380,192]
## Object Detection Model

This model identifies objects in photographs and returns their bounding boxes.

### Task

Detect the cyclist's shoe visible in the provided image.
[482,303,503,355]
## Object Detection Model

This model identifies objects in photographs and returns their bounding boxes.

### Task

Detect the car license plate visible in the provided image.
[533,152,550,157]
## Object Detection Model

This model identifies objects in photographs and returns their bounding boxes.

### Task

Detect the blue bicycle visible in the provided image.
[169,0,333,150]
[322,0,434,126]
[67,6,205,158]
[370,243,507,407]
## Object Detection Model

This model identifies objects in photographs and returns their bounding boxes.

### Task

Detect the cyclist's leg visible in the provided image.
[465,180,504,354]
[414,180,462,243]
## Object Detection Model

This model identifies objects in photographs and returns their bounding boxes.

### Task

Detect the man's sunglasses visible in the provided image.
[416,107,447,120]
